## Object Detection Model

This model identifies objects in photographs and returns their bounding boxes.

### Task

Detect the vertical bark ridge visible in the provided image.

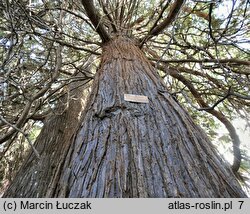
[52,36,246,198]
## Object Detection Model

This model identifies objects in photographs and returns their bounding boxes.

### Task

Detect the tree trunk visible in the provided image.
[3,81,88,197]
[4,36,246,197]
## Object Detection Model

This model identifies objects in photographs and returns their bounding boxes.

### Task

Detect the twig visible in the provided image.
[154,20,177,70]
[140,0,185,47]
[81,0,110,43]
[180,87,232,111]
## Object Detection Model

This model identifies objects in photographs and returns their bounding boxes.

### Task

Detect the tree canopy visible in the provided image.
[0,0,249,194]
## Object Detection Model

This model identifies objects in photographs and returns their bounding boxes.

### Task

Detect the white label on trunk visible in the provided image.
[124,94,149,103]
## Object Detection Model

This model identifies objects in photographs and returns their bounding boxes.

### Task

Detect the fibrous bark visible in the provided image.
[44,36,246,197]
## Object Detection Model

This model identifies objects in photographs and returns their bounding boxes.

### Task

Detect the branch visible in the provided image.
[99,0,117,33]
[140,0,185,47]
[81,0,110,43]
[186,87,232,111]
[182,6,209,21]
[208,3,216,43]
[0,26,64,144]
[230,92,250,100]
[148,1,172,34]
[0,101,32,144]
[33,32,101,55]
[150,57,250,66]
[0,116,40,159]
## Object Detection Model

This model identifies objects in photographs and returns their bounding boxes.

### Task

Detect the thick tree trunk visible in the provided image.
[4,36,246,197]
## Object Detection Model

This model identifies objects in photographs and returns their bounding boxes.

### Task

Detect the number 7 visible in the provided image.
[238,201,244,209]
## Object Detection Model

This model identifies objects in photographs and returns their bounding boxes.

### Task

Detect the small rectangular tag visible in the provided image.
[124,94,149,103]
